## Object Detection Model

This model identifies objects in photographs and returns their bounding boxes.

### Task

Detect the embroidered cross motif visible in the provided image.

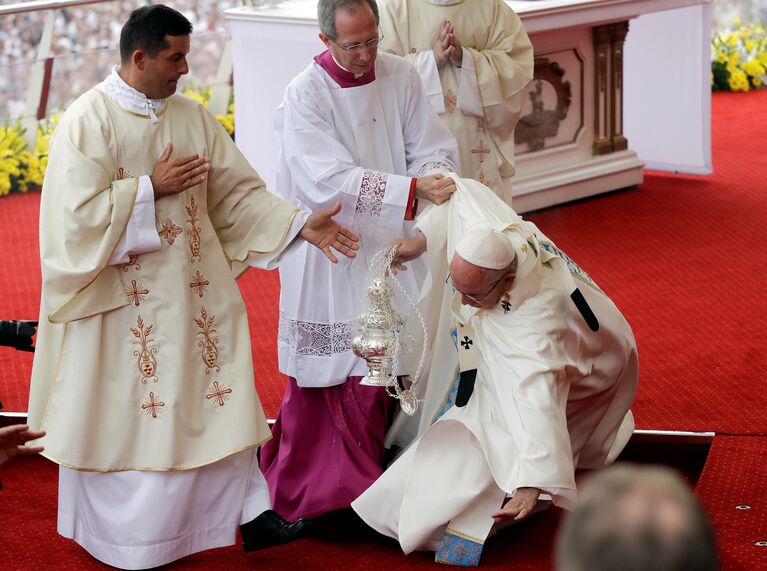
[159,218,182,245]
[444,89,457,113]
[477,118,486,131]
[122,255,141,272]
[478,171,492,188]
[206,380,233,407]
[125,279,149,307]
[471,139,490,164]
[501,299,512,313]
[189,270,209,298]
[141,391,165,419]
[461,336,473,350]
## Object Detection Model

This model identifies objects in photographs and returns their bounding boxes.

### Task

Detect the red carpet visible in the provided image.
[1,90,766,569]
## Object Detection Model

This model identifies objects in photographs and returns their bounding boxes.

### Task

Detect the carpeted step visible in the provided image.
[695,435,767,570]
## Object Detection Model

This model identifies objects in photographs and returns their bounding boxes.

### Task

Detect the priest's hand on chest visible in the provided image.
[150,143,210,200]
[415,174,457,205]
[300,202,360,263]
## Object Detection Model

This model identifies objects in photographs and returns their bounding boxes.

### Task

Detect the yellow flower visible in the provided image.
[732,16,741,28]
[754,76,763,87]
[742,59,766,77]
[728,69,750,92]
[745,39,757,52]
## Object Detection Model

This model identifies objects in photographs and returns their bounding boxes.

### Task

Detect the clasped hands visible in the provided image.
[433,19,462,68]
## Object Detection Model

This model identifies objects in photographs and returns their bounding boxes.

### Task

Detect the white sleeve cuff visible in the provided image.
[417,50,446,114]
[457,49,483,118]
[108,175,162,265]
[246,210,309,270]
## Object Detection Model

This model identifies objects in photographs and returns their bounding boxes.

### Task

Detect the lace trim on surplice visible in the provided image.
[278,312,355,357]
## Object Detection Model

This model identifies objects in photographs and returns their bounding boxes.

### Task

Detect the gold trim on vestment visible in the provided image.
[445,527,486,545]
[34,322,68,436]
[38,437,271,473]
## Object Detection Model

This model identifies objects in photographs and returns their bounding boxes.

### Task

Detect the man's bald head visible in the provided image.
[556,464,717,571]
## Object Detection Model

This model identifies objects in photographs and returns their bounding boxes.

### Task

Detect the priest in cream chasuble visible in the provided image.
[379,0,533,203]
[24,5,358,569]
[352,177,638,566]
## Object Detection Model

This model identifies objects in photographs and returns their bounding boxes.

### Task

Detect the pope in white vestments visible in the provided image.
[379,0,533,203]
[260,0,460,522]
[25,5,358,569]
[352,177,638,566]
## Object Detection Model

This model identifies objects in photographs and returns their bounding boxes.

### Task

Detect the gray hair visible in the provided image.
[556,464,718,571]
[317,0,380,39]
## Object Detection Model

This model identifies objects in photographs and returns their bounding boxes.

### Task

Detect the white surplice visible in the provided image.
[353,177,638,554]
[275,51,460,387]
[54,68,302,570]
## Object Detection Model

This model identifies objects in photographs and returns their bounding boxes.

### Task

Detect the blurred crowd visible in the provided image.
[0,0,240,119]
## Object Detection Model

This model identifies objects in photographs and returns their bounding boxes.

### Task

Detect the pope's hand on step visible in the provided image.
[415,174,456,205]
[150,143,210,200]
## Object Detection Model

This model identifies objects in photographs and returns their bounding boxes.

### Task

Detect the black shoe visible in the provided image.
[240,509,312,552]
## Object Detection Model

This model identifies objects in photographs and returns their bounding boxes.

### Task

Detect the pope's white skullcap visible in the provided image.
[455,226,515,270]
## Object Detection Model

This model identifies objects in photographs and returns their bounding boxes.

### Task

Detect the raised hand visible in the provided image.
[491,487,541,522]
[415,174,457,205]
[389,232,427,274]
[300,202,359,263]
[150,143,210,200]
[0,424,45,466]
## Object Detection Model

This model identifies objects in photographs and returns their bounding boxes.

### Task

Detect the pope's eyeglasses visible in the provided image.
[445,271,507,305]
[332,34,384,53]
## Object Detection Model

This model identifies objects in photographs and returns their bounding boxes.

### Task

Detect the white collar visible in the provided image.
[331,53,365,79]
[97,66,168,123]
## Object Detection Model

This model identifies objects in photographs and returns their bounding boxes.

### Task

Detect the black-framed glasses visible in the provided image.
[332,34,384,53]
[445,271,507,305]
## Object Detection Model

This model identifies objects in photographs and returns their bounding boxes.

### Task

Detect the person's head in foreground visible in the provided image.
[556,463,718,571]
[119,4,193,100]
[318,0,381,75]
[450,226,517,309]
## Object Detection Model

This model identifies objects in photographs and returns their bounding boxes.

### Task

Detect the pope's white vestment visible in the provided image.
[27,68,305,569]
[352,178,638,564]
[379,0,533,203]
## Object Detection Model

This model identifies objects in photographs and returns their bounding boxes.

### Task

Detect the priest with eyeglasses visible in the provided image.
[261,0,460,522]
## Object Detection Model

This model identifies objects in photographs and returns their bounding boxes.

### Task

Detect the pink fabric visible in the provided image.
[260,376,395,521]
[313,49,376,88]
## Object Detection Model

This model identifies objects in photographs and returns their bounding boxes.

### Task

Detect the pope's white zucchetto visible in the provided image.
[454,226,516,270]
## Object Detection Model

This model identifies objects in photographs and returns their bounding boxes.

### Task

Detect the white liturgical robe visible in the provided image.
[27,68,306,569]
[353,177,638,555]
[275,51,460,388]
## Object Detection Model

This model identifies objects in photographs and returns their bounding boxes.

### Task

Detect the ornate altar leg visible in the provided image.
[434,484,506,567]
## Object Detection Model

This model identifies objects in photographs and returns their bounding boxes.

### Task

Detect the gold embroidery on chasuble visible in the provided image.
[471,139,490,164]
[478,171,491,188]
[131,315,158,383]
[122,254,141,272]
[125,279,149,306]
[185,196,202,263]
[189,270,209,298]
[444,89,457,113]
[116,167,133,180]
[141,391,165,419]
[195,306,221,373]
[159,218,183,245]
[206,380,233,407]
